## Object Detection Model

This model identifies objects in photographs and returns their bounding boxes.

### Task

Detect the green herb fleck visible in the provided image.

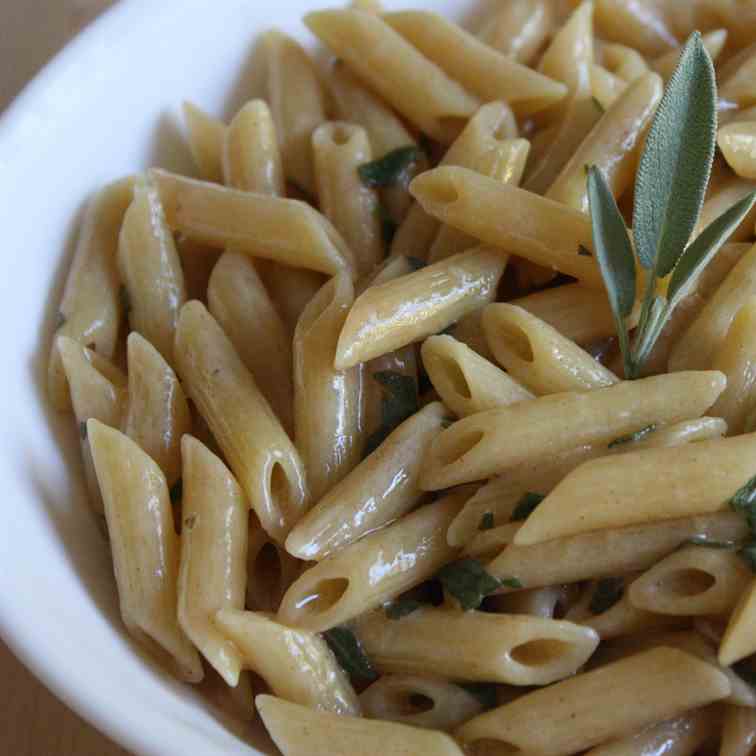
[479,512,495,531]
[510,492,545,522]
[385,599,422,620]
[406,256,427,271]
[323,626,377,683]
[587,33,756,379]
[120,285,131,316]
[437,559,518,611]
[439,323,456,336]
[363,371,418,459]
[730,474,756,534]
[56,311,66,330]
[739,543,756,572]
[608,424,657,449]
[589,577,624,615]
[578,244,593,257]
[459,683,498,709]
[441,416,454,429]
[79,420,88,440]
[358,146,419,188]
[592,96,605,114]
[170,479,183,504]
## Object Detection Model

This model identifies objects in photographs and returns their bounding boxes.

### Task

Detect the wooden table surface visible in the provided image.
[1,6,131,754]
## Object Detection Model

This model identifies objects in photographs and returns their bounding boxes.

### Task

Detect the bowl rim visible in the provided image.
[0,4,195,753]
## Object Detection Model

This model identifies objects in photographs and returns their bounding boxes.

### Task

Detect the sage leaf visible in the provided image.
[587,166,636,375]
[632,33,716,276]
[608,423,657,449]
[510,492,545,522]
[667,191,756,308]
[385,599,422,620]
[358,146,419,188]
[323,626,377,683]
[730,474,756,534]
[437,559,509,611]
[479,512,495,531]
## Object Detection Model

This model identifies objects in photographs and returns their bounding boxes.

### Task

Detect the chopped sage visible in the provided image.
[363,371,418,459]
[358,146,419,188]
[385,599,422,620]
[510,492,545,522]
[323,626,377,683]
[608,424,657,449]
[479,512,495,531]
[437,559,520,611]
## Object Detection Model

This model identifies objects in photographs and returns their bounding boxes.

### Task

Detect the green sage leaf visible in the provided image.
[358,146,419,188]
[437,559,507,611]
[323,626,377,683]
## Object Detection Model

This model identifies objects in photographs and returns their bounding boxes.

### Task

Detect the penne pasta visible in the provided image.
[87,421,202,682]
[256,264,326,338]
[720,577,756,666]
[488,512,748,590]
[277,492,465,632]
[222,99,285,196]
[720,43,756,110]
[591,63,629,110]
[654,29,727,80]
[421,371,725,490]
[207,251,293,435]
[285,402,446,561]
[515,431,756,545]
[628,545,752,616]
[304,10,479,142]
[360,675,485,732]
[721,706,756,756]
[335,246,508,369]
[476,0,554,65]
[262,30,326,195]
[177,436,248,685]
[356,606,599,686]
[455,648,730,756]
[594,0,678,57]
[547,72,663,212]
[410,167,603,287]
[174,301,307,543]
[709,300,756,433]
[602,42,649,83]
[152,169,354,276]
[718,122,756,181]
[256,694,466,756]
[293,272,363,503]
[312,122,382,277]
[421,335,533,417]
[182,101,225,184]
[48,177,133,410]
[482,303,619,394]
[215,609,360,715]
[383,11,567,117]
[123,332,190,487]
[118,176,186,366]
[585,707,720,756]
[58,336,128,514]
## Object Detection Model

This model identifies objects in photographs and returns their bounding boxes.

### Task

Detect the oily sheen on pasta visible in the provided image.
[47,1,756,755]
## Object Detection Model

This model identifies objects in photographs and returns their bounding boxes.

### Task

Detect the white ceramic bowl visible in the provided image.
[0,0,487,753]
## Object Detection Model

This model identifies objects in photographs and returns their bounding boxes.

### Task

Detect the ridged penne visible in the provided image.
[286,402,446,561]
[88,421,202,682]
[335,246,508,369]
[312,122,382,277]
[152,169,354,276]
[482,303,619,394]
[58,337,128,514]
[455,648,730,756]
[594,0,678,57]
[304,10,479,142]
[515,431,756,545]
[123,332,190,487]
[294,273,363,502]
[215,609,360,715]
[628,545,752,616]
[256,694,466,756]
[421,371,724,490]
[721,706,756,756]
[177,436,248,685]
[410,167,602,287]
[262,31,326,195]
[720,577,756,666]
[356,606,599,685]
[421,335,533,417]
[360,675,485,731]
[654,29,727,80]
[174,301,307,543]
[48,177,133,410]
[207,250,293,435]
[278,492,465,632]
[476,0,553,64]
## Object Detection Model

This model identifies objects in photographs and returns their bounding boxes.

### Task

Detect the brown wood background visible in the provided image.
[1,4,130,753]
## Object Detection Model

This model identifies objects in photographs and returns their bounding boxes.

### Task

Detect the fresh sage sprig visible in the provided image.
[587,33,756,379]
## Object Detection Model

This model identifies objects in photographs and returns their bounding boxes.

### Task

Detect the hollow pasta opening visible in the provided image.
[468,739,522,756]
[436,430,484,466]
[425,173,460,205]
[269,462,296,521]
[439,355,472,399]
[510,639,573,666]
[391,691,435,715]
[329,124,354,146]
[496,321,534,362]
[295,577,349,615]
[656,569,716,598]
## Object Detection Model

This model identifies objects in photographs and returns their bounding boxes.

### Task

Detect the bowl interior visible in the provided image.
[0,0,485,753]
